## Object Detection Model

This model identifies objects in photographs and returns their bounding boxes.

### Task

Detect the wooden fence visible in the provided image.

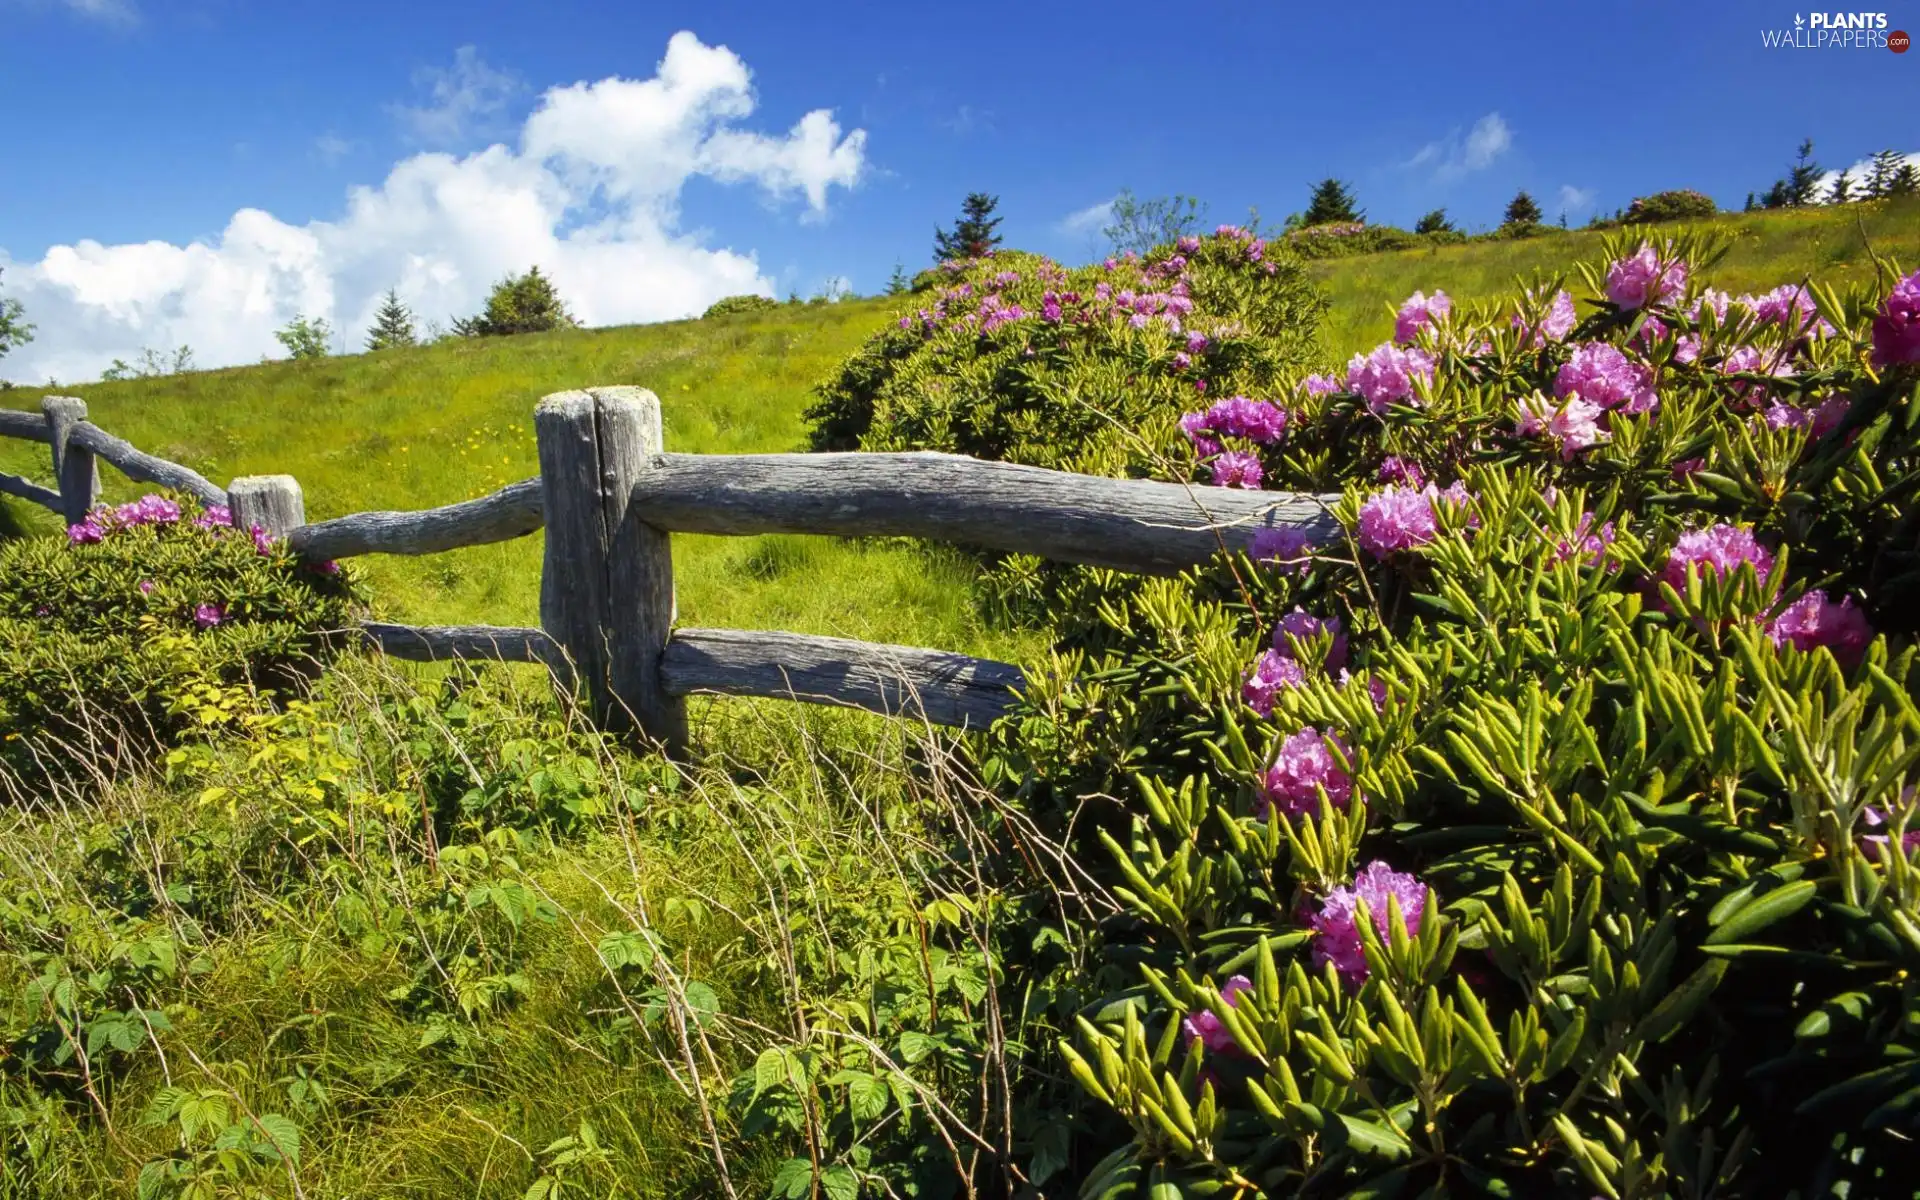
[1,388,1339,753]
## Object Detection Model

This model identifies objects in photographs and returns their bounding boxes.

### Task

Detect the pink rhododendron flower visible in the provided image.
[1513,290,1578,346]
[1178,412,1224,457]
[1719,346,1796,400]
[1689,289,1732,323]
[1259,727,1354,819]
[1249,527,1317,574]
[195,504,233,529]
[1356,482,1472,557]
[1186,330,1210,354]
[1175,236,1202,254]
[1861,804,1920,858]
[1393,290,1451,345]
[1739,284,1834,337]
[1210,450,1263,489]
[1518,393,1608,459]
[1810,395,1851,438]
[193,603,225,629]
[1311,862,1428,985]
[1768,590,1873,666]
[1346,343,1436,416]
[251,524,275,555]
[1299,373,1340,398]
[1377,456,1426,487]
[1191,396,1289,444]
[1242,650,1306,716]
[1554,512,1618,569]
[1671,457,1707,480]
[138,579,156,595]
[67,518,106,545]
[1606,246,1688,311]
[1273,608,1349,671]
[110,495,182,527]
[1180,975,1253,1056]
[1555,343,1658,413]
[1871,269,1920,369]
[1661,524,1776,594]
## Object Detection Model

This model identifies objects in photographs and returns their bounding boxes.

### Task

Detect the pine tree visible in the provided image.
[1302,178,1362,226]
[1503,190,1544,227]
[1744,192,1757,212]
[1890,161,1920,197]
[1865,149,1904,197]
[885,262,911,296]
[1786,139,1823,207]
[365,289,418,351]
[933,193,1003,262]
[1825,169,1854,206]
[1413,208,1454,234]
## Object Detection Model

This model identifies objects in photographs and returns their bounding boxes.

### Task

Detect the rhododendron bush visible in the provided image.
[806,233,1920,1195]
[0,494,356,791]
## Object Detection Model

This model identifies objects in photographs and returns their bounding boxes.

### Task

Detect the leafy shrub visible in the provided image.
[453,266,576,338]
[274,315,331,360]
[1284,223,1418,260]
[1625,188,1719,224]
[805,235,1326,484]
[974,238,1920,1195]
[0,494,356,792]
[704,293,779,319]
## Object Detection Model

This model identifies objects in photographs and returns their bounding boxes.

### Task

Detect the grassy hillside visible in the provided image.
[1309,196,1920,358]
[1,299,1039,665]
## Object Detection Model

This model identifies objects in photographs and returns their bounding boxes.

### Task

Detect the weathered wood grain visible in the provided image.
[360,622,565,669]
[66,422,227,507]
[0,409,51,443]
[536,388,686,751]
[229,475,306,538]
[659,627,1026,729]
[0,471,62,510]
[286,478,543,560]
[627,451,1340,575]
[41,397,98,525]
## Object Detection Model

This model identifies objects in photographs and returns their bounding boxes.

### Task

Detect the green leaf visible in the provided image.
[251,1113,301,1167]
[1706,880,1816,946]
[770,1157,814,1199]
[820,1165,860,1200]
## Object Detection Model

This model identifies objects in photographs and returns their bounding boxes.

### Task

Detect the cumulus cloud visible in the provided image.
[313,133,356,165]
[1557,185,1597,218]
[1406,113,1513,181]
[389,46,525,148]
[1059,198,1115,235]
[1,32,867,384]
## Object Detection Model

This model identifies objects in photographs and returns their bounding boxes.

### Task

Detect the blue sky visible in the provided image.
[1,0,1915,381]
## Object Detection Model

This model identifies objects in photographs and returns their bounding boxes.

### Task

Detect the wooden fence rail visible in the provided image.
[3,389,1338,750]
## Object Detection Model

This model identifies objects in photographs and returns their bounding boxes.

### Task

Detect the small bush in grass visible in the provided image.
[0,494,356,792]
[1625,188,1719,224]
[703,293,779,319]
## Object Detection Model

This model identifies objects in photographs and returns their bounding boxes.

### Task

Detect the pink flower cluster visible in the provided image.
[1243,609,1347,716]
[1761,395,1849,438]
[1356,482,1472,557]
[1249,526,1318,574]
[1660,524,1776,594]
[1181,396,1289,449]
[977,293,1026,333]
[1871,269,1920,369]
[1739,284,1834,338]
[193,603,225,629]
[1861,805,1920,858]
[1180,975,1252,1056]
[1517,392,1608,460]
[1377,456,1426,487]
[1606,246,1688,311]
[1768,590,1872,666]
[1393,290,1451,345]
[1311,862,1428,985]
[1554,342,1658,414]
[1553,511,1618,569]
[1346,343,1436,417]
[1298,373,1340,398]
[1718,346,1796,402]
[1512,290,1579,346]
[195,504,233,529]
[1259,727,1354,819]
[67,493,185,544]
[1210,450,1263,489]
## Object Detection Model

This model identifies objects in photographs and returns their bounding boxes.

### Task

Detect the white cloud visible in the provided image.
[389,45,524,148]
[1814,150,1920,201]
[313,133,356,165]
[1405,112,1513,181]
[941,105,993,137]
[1059,198,1115,235]
[60,0,136,24]
[1,32,866,384]
[1557,185,1597,217]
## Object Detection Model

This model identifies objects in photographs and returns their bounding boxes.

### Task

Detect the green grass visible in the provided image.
[1308,197,1920,359]
[1,300,1038,665]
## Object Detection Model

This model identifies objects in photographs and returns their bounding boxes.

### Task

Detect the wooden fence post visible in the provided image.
[534,386,685,754]
[41,396,97,525]
[228,475,306,537]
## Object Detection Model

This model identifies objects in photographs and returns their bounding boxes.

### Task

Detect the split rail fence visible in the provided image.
[1,388,1339,754]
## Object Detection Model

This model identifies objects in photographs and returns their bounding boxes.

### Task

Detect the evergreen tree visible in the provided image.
[1825,169,1854,206]
[454,266,576,337]
[1413,208,1454,234]
[1761,179,1793,209]
[1786,139,1823,207]
[885,262,911,296]
[933,193,1003,262]
[1302,178,1362,225]
[365,289,418,351]
[0,268,31,367]
[1744,192,1757,212]
[1503,190,1544,227]
[1865,149,1904,197]
[1891,161,1920,197]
